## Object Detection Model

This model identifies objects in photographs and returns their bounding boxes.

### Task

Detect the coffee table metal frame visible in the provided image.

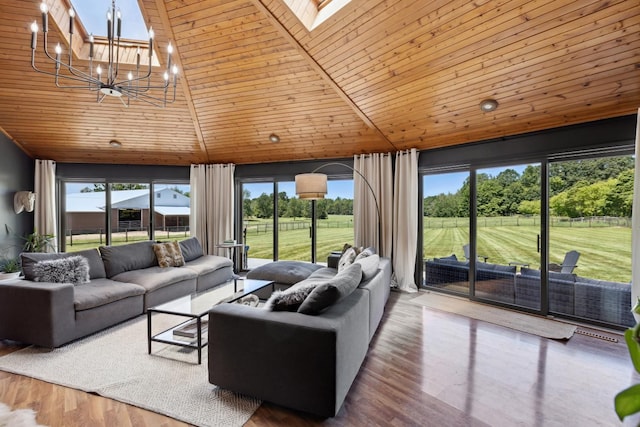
[147,278,275,364]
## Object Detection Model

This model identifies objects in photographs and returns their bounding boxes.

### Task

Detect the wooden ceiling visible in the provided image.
[0,0,638,166]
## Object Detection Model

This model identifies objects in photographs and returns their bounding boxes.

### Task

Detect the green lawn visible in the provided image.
[424,219,631,283]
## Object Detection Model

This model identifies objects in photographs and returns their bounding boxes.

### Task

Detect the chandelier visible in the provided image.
[30,0,178,107]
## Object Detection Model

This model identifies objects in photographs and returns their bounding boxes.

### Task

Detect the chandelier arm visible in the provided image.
[32,58,101,87]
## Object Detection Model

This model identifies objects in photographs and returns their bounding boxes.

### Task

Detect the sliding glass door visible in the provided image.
[474,163,541,306]
[277,181,312,262]
[423,171,470,294]
[242,182,275,269]
[548,155,634,326]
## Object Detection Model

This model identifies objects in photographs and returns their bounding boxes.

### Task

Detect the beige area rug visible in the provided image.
[411,291,577,340]
[0,284,261,427]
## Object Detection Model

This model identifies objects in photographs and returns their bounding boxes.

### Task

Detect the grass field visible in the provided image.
[66,215,631,283]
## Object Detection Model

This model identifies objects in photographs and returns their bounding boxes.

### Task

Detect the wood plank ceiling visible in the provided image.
[0,0,638,165]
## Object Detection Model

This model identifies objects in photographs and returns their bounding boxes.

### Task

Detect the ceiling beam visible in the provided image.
[152,0,209,162]
[250,0,398,152]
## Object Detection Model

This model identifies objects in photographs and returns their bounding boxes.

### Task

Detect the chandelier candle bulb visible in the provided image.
[40,2,48,33]
[116,9,122,38]
[89,34,94,58]
[68,8,74,35]
[148,27,154,57]
[30,22,37,49]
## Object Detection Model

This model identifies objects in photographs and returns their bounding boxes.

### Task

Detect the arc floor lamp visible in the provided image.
[295,162,382,261]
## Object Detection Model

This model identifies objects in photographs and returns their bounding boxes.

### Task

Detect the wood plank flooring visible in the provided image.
[1,291,638,426]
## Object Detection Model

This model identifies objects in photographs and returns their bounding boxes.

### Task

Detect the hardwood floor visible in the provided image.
[1,291,637,426]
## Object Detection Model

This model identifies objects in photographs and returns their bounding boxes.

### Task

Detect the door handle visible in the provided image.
[537,234,540,253]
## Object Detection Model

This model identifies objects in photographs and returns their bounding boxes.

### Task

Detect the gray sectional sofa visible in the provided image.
[424,256,635,327]
[208,254,392,417]
[0,237,233,348]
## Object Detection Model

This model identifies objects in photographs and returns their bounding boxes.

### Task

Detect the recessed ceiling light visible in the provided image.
[269,133,280,143]
[480,99,499,112]
[109,139,122,147]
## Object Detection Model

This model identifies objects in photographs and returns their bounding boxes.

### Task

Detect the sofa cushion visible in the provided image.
[112,266,197,293]
[246,260,323,285]
[21,249,106,281]
[100,241,157,278]
[33,256,90,285]
[355,254,380,281]
[183,255,233,275]
[298,263,363,315]
[73,278,146,311]
[179,237,205,262]
[264,282,318,311]
[153,241,185,268]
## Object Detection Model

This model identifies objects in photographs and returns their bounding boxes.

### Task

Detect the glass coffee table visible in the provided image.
[147,278,275,364]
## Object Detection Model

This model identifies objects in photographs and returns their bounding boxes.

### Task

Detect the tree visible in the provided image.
[254,193,273,218]
[286,197,305,219]
[242,188,254,218]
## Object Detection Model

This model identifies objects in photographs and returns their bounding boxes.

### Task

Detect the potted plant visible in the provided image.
[21,230,55,253]
[0,257,21,280]
[615,297,640,422]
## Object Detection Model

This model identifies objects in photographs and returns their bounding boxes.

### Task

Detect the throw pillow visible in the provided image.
[354,246,376,261]
[153,241,185,268]
[355,254,380,281]
[33,255,90,285]
[337,247,357,272]
[298,263,363,315]
[178,237,204,262]
[265,282,318,311]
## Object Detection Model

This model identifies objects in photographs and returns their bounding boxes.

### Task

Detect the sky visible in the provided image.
[70,0,149,40]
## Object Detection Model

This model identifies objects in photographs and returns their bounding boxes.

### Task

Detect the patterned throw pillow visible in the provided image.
[153,241,185,268]
[33,256,90,285]
[264,282,318,311]
[337,247,358,272]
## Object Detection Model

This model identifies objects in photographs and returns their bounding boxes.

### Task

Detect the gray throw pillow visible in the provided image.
[355,254,380,281]
[264,282,318,311]
[298,263,363,315]
[33,255,90,285]
[354,246,376,261]
[179,237,205,262]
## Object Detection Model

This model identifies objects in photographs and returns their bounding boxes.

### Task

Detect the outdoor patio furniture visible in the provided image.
[462,244,488,262]
[549,250,580,274]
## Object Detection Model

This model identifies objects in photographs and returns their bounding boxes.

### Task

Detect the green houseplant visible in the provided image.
[615,297,640,421]
[21,230,55,253]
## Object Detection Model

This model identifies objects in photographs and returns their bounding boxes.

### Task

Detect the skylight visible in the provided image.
[70,0,149,41]
[284,0,352,31]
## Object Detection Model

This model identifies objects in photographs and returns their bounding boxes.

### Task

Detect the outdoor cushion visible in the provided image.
[73,278,145,311]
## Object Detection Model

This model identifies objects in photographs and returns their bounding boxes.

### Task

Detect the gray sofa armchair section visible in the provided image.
[0,237,234,348]
[208,256,392,417]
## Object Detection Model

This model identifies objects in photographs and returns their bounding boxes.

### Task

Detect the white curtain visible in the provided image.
[190,165,207,250]
[631,108,640,321]
[393,149,419,293]
[34,159,57,252]
[189,164,235,256]
[353,153,393,257]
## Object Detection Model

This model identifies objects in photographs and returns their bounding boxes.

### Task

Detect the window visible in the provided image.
[70,0,149,41]
[61,180,190,251]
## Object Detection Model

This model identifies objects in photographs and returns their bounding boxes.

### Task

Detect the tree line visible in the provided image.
[243,190,353,220]
[424,157,634,218]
